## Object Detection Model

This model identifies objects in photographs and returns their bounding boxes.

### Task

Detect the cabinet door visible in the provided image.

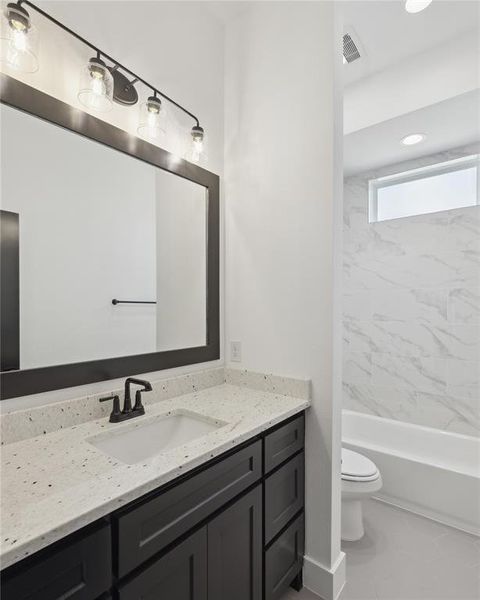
[207,485,262,600]
[1,524,111,600]
[118,528,207,600]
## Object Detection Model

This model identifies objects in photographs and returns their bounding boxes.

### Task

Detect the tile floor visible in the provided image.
[282,499,480,600]
[341,499,480,600]
[282,588,320,600]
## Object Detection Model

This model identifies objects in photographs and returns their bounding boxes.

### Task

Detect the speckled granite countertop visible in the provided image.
[1,383,309,569]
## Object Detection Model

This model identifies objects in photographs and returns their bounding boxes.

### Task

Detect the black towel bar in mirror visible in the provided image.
[111,299,157,305]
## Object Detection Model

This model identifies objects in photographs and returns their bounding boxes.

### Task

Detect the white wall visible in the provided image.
[0,1,225,410]
[155,171,207,351]
[1,103,157,368]
[224,3,344,597]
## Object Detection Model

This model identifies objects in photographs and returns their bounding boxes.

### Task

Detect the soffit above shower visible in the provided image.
[343,89,480,176]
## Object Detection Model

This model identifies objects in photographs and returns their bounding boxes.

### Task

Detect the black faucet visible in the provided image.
[100,378,152,423]
[124,377,152,414]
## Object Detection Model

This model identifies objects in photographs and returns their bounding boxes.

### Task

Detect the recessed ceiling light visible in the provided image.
[405,0,433,14]
[401,133,426,146]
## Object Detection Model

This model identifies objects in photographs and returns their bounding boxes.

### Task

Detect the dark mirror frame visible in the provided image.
[0,73,220,400]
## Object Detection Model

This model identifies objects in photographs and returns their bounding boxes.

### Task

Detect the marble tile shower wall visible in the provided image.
[343,145,480,437]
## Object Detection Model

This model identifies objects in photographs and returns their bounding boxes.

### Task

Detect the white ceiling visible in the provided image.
[341,0,479,86]
[344,89,480,176]
[342,0,480,174]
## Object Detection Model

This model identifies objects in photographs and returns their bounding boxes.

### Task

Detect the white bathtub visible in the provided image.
[342,410,480,536]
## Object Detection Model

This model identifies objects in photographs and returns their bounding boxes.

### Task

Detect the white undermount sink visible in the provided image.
[88,411,225,465]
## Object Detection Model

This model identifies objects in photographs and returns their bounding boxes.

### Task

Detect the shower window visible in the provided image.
[368,154,479,223]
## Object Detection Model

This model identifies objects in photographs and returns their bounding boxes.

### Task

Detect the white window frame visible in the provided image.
[368,154,480,223]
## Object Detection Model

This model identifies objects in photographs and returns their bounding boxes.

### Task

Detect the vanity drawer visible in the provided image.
[264,452,304,544]
[265,513,304,600]
[1,524,111,600]
[115,440,262,577]
[264,413,304,474]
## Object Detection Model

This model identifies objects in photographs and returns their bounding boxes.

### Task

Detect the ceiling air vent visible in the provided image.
[343,33,361,64]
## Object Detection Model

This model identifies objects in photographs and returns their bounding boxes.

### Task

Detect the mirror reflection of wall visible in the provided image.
[1,104,207,370]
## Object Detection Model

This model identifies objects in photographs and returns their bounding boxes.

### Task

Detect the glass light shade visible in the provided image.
[77,57,114,113]
[0,3,39,73]
[137,95,166,143]
[185,126,207,165]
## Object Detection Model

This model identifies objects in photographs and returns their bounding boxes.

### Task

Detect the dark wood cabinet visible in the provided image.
[116,441,262,576]
[1,412,306,600]
[1,524,111,600]
[207,485,262,600]
[265,452,305,543]
[264,413,304,474]
[118,528,207,600]
[265,513,305,600]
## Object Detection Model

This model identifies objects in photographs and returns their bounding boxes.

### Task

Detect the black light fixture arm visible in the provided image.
[16,0,201,127]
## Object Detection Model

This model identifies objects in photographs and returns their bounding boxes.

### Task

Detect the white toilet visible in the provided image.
[341,448,382,541]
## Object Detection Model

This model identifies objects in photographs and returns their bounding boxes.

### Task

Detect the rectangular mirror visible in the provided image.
[0,75,219,399]
[2,104,207,369]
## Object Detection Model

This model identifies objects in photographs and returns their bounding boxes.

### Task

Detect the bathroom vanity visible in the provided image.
[0,62,308,600]
[1,385,307,600]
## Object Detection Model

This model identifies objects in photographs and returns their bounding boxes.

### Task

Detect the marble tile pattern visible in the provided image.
[340,498,480,600]
[343,144,480,437]
[1,367,226,445]
[0,382,310,569]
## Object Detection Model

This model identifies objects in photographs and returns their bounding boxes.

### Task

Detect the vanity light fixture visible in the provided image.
[78,54,114,113]
[401,133,426,146]
[190,125,205,163]
[110,65,139,107]
[137,92,166,142]
[1,1,38,73]
[405,0,433,13]
[5,0,206,162]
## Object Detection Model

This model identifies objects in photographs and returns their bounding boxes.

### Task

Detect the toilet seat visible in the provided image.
[341,448,379,482]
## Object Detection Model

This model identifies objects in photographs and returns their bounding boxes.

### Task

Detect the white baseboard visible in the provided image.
[303,551,346,600]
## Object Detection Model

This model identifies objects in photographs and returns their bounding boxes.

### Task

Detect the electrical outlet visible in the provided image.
[230,341,242,362]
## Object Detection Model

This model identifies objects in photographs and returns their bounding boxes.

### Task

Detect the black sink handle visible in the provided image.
[124,378,152,413]
[99,395,122,422]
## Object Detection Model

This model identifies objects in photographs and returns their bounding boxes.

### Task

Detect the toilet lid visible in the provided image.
[341,448,378,481]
